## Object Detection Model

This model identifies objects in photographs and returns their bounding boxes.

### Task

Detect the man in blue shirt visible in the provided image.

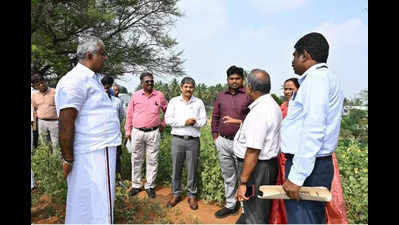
[281,32,344,224]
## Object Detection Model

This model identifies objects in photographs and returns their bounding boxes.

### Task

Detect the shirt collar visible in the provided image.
[248,94,269,110]
[225,87,246,94]
[298,63,327,85]
[76,63,96,78]
[139,89,156,97]
[179,94,195,103]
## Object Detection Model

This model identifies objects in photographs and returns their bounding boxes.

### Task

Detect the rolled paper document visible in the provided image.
[258,185,332,202]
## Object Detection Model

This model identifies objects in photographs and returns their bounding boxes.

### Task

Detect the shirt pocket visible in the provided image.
[151,99,160,114]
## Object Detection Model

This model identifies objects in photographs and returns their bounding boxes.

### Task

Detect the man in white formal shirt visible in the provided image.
[234,69,281,224]
[164,77,207,210]
[281,32,344,224]
[55,36,121,224]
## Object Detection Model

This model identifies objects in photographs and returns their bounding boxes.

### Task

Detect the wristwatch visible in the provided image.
[239,180,247,185]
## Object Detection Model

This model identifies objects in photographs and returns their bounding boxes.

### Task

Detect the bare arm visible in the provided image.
[59,108,78,179]
[236,148,260,202]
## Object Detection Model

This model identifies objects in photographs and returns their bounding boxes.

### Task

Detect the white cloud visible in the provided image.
[248,0,308,14]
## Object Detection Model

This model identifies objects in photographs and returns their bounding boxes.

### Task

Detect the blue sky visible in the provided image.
[117,0,368,99]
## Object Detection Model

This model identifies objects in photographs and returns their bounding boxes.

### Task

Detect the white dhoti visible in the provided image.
[65,146,116,224]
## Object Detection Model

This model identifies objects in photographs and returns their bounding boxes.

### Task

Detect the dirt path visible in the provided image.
[31,186,241,224]
[138,186,241,224]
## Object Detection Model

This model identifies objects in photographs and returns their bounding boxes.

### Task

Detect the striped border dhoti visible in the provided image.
[65,146,116,224]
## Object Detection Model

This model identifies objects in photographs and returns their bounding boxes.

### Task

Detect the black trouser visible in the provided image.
[33,120,39,149]
[235,157,278,224]
[115,145,122,176]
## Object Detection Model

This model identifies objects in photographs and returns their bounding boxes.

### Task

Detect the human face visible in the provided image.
[283,81,298,101]
[103,84,112,96]
[141,76,154,93]
[92,44,107,73]
[227,74,243,90]
[180,82,195,99]
[33,80,48,93]
[292,50,306,75]
[112,85,119,97]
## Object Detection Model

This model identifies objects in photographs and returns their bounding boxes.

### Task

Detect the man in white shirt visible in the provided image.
[281,32,344,224]
[55,36,121,224]
[164,77,207,210]
[234,69,282,224]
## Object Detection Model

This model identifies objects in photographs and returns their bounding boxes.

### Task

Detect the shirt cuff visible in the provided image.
[212,132,218,140]
[125,127,132,136]
[287,166,307,186]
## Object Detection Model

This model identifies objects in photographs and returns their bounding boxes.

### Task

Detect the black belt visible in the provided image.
[136,126,159,132]
[173,135,199,140]
[220,135,235,140]
[284,153,332,160]
[40,118,58,121]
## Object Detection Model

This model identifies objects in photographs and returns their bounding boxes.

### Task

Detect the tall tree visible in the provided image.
[31,0,185,81]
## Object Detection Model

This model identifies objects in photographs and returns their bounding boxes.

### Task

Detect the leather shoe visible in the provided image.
[214,203,239,218]
[187,197,198,210]
[128,188,141,197]
[167,196,181,208]
[145,188,156,198]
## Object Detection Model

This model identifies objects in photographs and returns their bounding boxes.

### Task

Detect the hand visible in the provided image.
[62,161,73,180]
[223,116,240,125]
[282,179,301,200]
[185,118,196,126]
[126,134,131,141]
[213,136,218,145]
[235,184,249,202]
[159,125,164,133]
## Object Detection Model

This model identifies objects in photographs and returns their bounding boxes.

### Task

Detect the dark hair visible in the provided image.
[140,72,153,82]
[101,75,114,86]
[31,73,44,84]
[226,65,244,78]
[294,32,329,63]
[180,77,196,87]
[284,78,300,89]
[247,69,271,94]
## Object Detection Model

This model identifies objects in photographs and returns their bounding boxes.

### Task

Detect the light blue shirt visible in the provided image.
[280,63,344,186]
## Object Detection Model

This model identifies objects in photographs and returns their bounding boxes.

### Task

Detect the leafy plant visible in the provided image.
[335,140,368,224]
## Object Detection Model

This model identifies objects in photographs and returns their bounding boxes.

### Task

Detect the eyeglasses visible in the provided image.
[144,80,154,84]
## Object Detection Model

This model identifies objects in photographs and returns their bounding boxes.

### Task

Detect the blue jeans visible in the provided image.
[284,157,334,224]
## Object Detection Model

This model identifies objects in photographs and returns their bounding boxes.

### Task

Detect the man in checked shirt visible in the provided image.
[211,65,251,218]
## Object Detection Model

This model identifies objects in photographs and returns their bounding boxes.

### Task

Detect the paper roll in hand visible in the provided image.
[258,185,332,202]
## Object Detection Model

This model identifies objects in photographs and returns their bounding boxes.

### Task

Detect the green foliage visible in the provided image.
[271,93,284,105]
[340,109,368,146]
[335,140,368,224]
[31,0,184,81]
[31,144,67,206]
[196,127,225,204]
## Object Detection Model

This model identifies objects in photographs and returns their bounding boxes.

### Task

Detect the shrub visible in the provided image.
[335,140,368,224]
[31,144,67,206]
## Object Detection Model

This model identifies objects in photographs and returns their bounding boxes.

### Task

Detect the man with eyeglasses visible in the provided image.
[31,73,59,155]
[125,72,168,198]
